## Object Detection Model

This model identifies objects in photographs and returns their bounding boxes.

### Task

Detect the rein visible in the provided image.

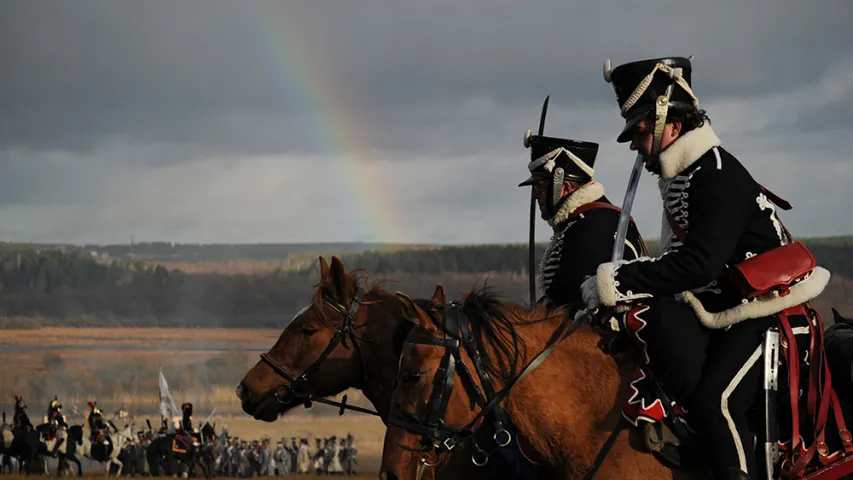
[387,302,592,472]
[258,287,381,418]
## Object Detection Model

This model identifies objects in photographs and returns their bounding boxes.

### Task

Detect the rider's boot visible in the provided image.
[51,438,63,456]
[711,467,751,480]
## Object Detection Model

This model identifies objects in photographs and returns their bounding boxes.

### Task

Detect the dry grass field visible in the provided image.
[0,326,282,347]
[0,327,387,460]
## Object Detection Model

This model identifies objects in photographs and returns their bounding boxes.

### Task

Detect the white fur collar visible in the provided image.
[659,124,721,180]
[548,182,606,227]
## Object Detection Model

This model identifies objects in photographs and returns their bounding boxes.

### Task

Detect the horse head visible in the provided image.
[381,284,546,480]
[237,255,415,422]
[381,285,462,480]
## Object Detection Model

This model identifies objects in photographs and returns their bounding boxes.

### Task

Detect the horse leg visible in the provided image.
[69,454,82,476]
[113,457,122,477]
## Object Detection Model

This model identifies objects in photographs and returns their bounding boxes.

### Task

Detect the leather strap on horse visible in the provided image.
[779,305,853,478]
[583,417,629,480]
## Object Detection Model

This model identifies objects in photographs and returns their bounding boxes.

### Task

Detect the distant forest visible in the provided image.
[1,238,852,328]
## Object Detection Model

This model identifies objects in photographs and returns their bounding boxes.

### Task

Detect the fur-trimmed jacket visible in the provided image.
[584,124,830,329]
[539,182,645,310]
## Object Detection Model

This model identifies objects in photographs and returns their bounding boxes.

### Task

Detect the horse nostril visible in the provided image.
[380,470,399,480]
[235,382,248,402]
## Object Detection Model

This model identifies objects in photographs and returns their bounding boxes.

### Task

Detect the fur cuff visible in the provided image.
[659,124,721,180]
[680,267,831,329]
[596,261,624,307]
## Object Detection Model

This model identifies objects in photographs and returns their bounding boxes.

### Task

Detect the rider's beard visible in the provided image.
[642,154,663,176]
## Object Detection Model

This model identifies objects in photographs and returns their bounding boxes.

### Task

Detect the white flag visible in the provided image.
[158,369,179,429]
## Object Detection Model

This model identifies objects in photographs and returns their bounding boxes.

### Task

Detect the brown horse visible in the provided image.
[236,256,409,421]
[235,256,517,479]
[382,284,709,480]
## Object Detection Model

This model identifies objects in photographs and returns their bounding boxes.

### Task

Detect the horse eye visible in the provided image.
[403,372,422,384]
[301,327,318,336]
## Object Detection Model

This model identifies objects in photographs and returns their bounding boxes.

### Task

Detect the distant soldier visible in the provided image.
[274,440,291,475]
[344,433,358,475]
[327,435,342,473]
[12,396,32,433]
[261,437,276,476]
[47,398,68,456]
[46,397,59,423]
[87,401,109,445]
[289,437,298,473]
[178,402,198,450]
[297,438,311,474]
[313,438,326,475]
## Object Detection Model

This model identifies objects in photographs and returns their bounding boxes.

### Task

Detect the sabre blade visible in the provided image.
[528,95,550,305]
[538,96,550,135]
[611,154,644,263]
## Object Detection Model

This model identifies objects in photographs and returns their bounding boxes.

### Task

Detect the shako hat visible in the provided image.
[519,134,598,187]
[603,56,699,143]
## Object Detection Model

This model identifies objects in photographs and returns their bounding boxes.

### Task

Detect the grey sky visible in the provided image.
[1,0,851,244]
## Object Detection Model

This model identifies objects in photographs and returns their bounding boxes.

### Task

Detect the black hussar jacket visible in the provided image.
[591,124,830,329]
[539,182,646,310]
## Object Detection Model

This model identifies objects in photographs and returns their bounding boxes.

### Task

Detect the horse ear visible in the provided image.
[327,256,350,300]
[396,292,424,322]
[833,308,853,325]
[431,284,446,307]
[319,256,330,281]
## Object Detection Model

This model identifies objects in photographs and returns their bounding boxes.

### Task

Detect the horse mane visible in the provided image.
[460,283,530,382]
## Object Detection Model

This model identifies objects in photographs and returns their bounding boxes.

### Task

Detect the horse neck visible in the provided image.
[464,303,567,386]
[455,306,634,437]
[358,290,412,417]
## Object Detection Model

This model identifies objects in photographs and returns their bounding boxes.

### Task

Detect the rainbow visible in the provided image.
[256,4,398,243]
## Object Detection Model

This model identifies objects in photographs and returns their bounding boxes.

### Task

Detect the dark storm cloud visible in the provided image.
[0,0,851,243]
[1,0,851,156]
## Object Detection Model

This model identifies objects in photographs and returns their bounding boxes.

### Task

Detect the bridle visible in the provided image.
[387,302,584,473]
[258,287,379,416]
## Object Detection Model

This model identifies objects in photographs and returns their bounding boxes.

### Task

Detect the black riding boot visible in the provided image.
[52,438,64,456]
[711,467,751,480]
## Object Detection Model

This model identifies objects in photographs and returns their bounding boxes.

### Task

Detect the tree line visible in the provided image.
[0,239,851,328]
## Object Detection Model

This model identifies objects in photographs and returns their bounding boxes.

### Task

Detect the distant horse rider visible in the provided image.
[87,401,110,445]
[179,402,199,449]
[12,396,32,433]
[48,397,68,456]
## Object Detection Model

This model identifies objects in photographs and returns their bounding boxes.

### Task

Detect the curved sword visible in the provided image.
[528,96,549,305]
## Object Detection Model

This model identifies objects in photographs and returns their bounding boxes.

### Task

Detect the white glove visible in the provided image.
[580,275,601,310]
